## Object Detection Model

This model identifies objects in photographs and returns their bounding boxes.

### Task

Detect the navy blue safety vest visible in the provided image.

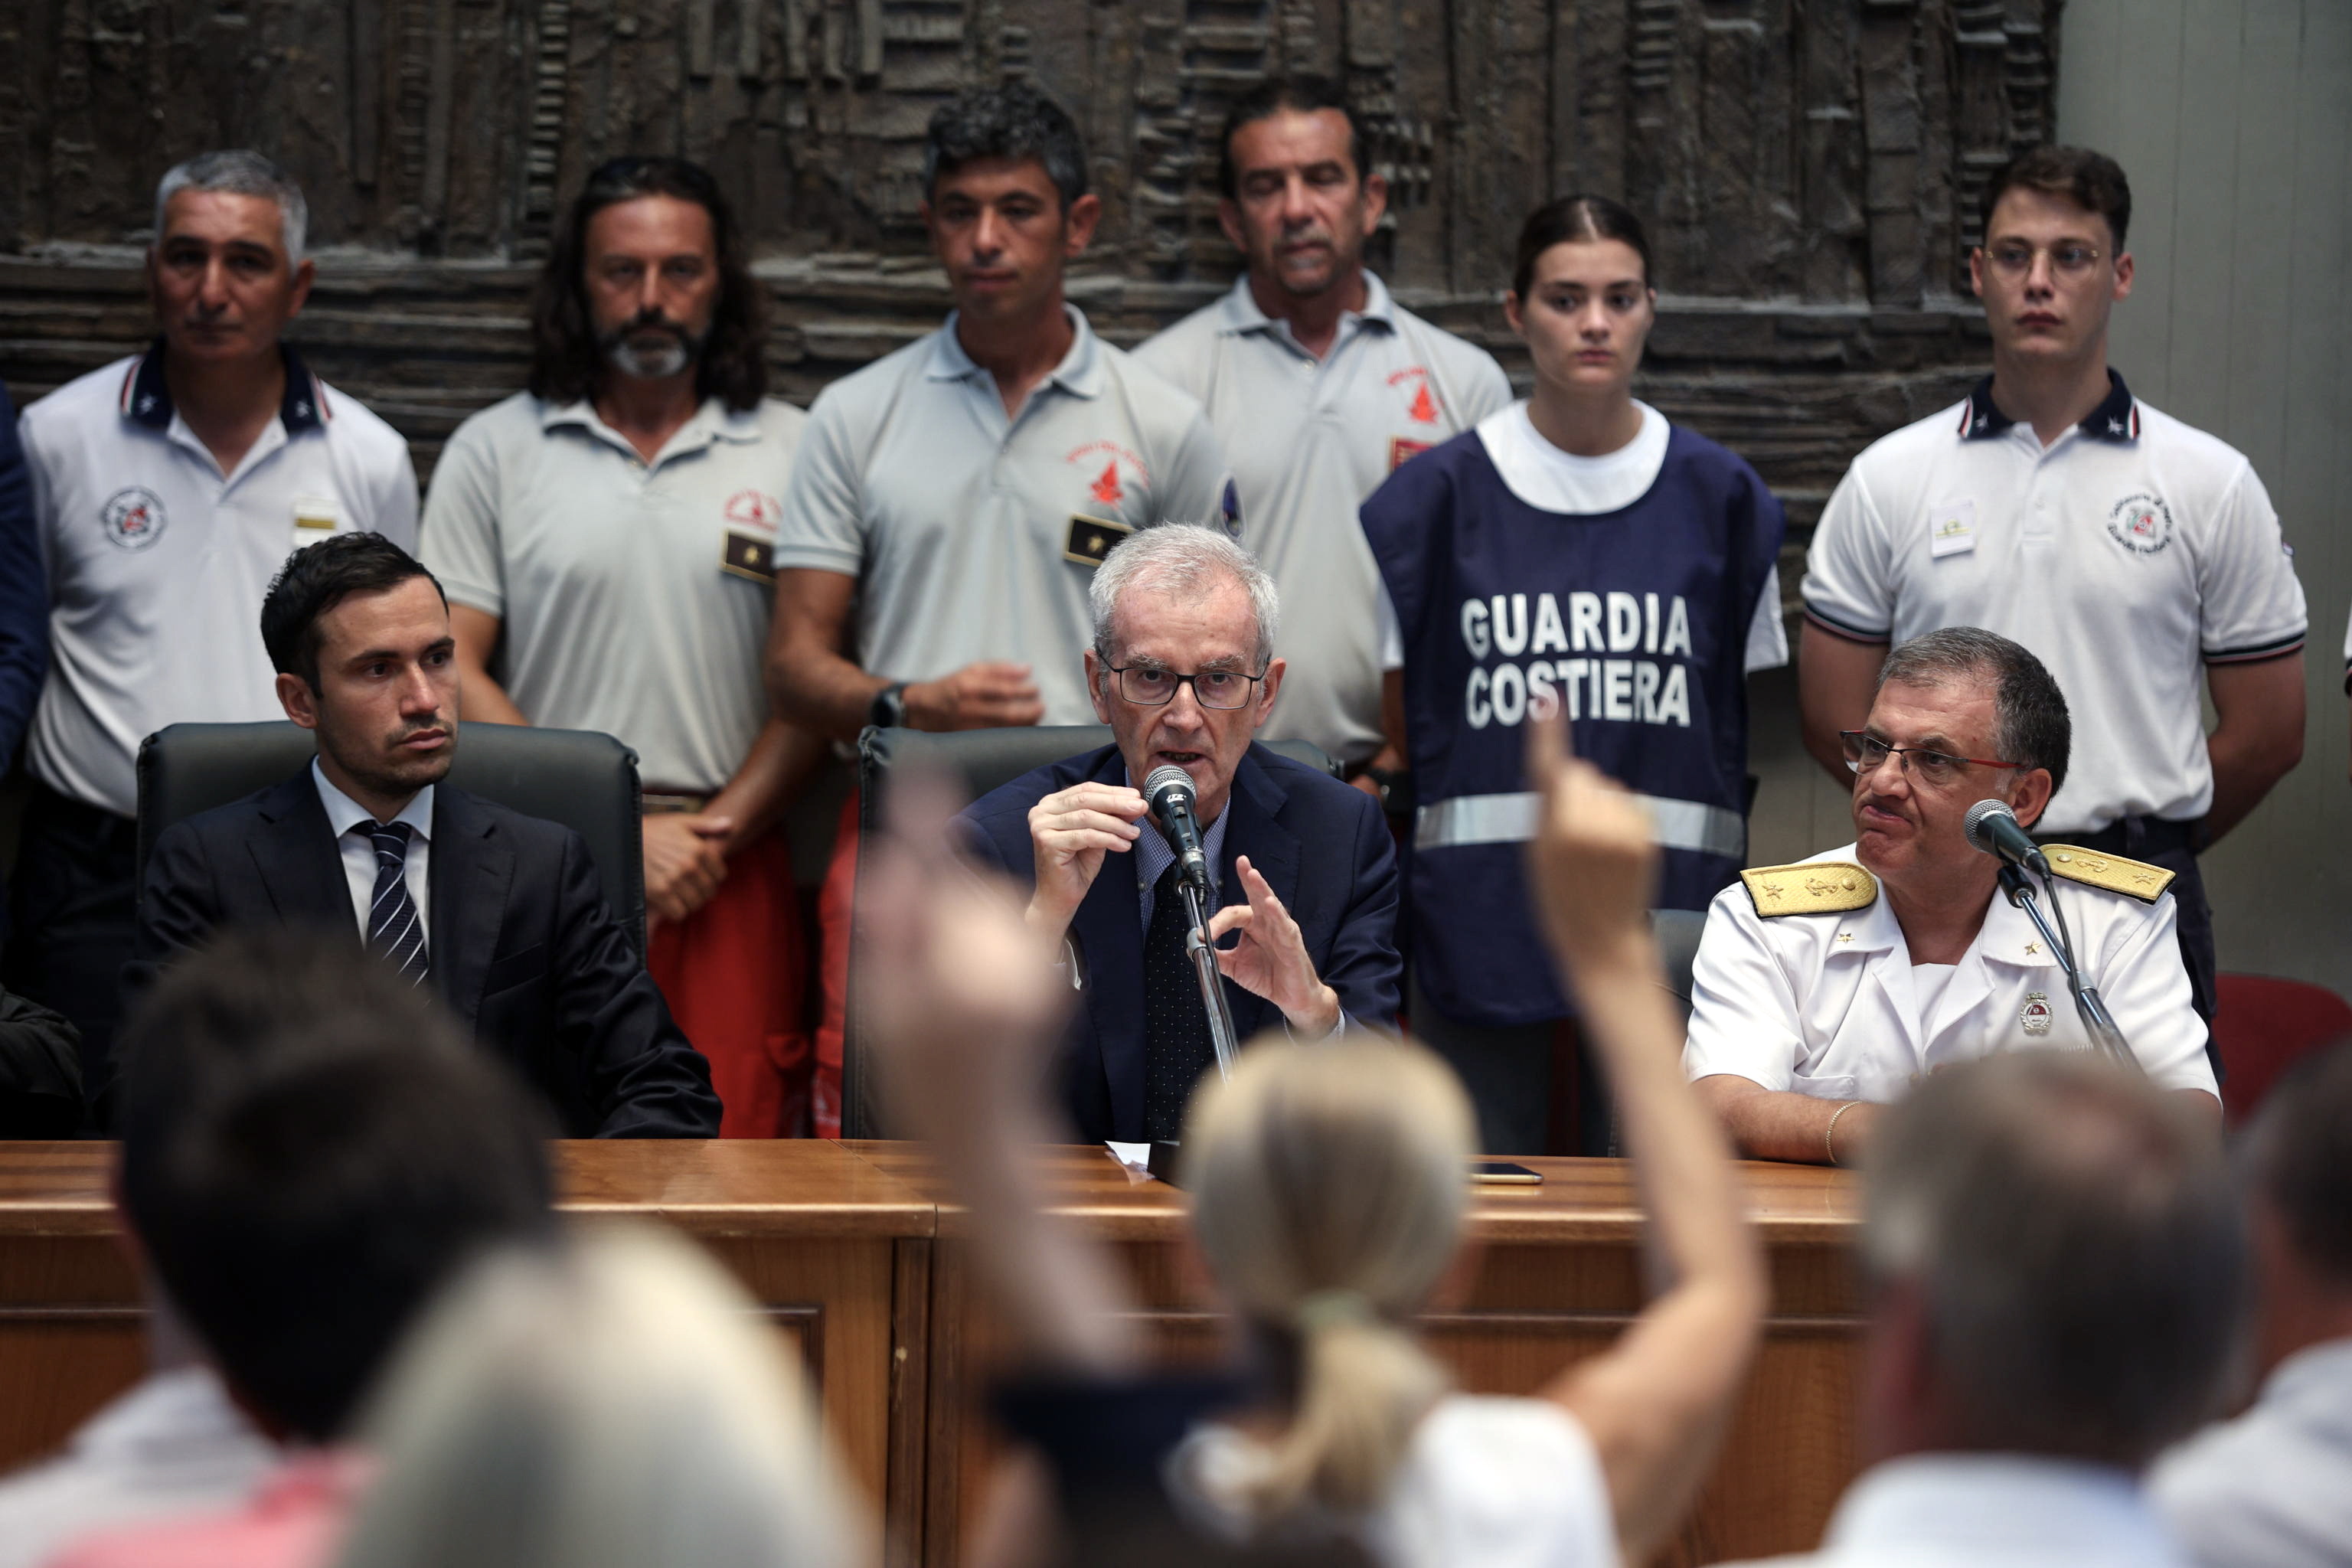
[1362,423,1785,1027]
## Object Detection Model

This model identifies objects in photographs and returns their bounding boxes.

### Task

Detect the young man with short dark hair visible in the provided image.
[1136,76,1511,776]
[4,151,419,1099]
[1797,146,2308,1040]
[765,81,1233,1133]
[132,532,721,1138]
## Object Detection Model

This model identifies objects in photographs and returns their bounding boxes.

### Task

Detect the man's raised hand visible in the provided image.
[1524,699,1660,972]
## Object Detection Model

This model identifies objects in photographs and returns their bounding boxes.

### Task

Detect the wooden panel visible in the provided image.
[0,1139,1870,1568]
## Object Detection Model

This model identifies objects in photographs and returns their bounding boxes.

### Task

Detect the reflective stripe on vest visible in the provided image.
[1415,790,1746,861]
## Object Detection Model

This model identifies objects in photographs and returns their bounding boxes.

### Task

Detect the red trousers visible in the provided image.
[811,792,859,1138]
[647,831,811,1138]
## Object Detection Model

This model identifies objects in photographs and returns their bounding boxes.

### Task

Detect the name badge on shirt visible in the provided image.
[1065,514,1132,568]
[1389,437,1435,472]
[721,529,776,585]
[290,496,341,551]
[1929,498,1976,557]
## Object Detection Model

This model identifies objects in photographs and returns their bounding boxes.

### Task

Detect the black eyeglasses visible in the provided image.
[1106,664,1267,710]
[1841,730,2024,787]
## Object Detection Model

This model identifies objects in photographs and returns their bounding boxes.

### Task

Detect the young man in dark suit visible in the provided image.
[131,532,720,1137]
[959,524,1401,1145]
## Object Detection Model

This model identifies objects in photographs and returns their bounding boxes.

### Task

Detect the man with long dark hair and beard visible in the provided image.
[422,157,821,1138]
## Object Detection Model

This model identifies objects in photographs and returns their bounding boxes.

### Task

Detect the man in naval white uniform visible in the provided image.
[1685,626,2216,1168]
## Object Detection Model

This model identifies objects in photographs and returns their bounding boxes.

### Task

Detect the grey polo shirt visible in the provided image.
[1135,273,1513,764]
[21,342,420,817]
[770,306,1233,727]
[423,392,805,793]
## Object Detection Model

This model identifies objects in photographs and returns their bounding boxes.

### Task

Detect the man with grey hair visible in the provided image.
[4,149,416,1103]
[1719,1050,2243,1568]
[958,524,1400,1144]
[1684,626,2216,1166]
[765,80,1230,1135]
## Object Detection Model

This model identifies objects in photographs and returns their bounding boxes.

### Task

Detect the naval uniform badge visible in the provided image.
[2020,991,2053,1037]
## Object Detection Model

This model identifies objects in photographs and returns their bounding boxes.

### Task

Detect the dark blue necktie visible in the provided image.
[1142,863,1214,1142]
[359,821,429,984]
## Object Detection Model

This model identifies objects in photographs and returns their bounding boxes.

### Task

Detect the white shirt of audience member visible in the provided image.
[1167,1394,1617,1568]
[2149,1338,2352,1568]
[1714,1452,2194,1568]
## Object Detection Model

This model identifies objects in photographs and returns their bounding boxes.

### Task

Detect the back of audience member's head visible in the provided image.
[1864,1052,2245,1468]
[2239,1043,2352,1331]
[115,933,555,1443]
[335,1224,862,1568]
[1181,1035,1473,1522]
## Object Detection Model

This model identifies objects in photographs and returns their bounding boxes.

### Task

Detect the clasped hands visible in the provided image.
[1024,780,1341,1038]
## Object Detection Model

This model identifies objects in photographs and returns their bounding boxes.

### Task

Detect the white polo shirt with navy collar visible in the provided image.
[1802,371,2305,837]
[1135,273,1514,765]
[19,340,419,818]
[769,305,1234,727]
[422,391,806,794]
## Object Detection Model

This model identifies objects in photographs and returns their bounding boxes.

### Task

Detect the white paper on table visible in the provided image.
[1105,1141,1154,1176]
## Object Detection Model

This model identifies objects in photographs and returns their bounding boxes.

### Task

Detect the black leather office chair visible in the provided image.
[135,721,650,956]
[841,725,1340,1137]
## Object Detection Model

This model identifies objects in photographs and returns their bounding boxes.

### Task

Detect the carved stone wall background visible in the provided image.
[0,0,2065,529]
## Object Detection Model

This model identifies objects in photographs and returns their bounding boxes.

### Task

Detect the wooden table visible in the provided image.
[0,1141,1864,1566]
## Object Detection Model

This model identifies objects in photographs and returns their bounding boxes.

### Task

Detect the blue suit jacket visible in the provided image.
[132,771,722,1138]
[959,743,1402,1143]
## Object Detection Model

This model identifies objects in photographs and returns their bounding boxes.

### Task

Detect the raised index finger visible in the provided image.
[1524,696,1575,799]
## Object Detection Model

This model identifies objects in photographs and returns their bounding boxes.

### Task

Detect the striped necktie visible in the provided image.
[359,820,430,984]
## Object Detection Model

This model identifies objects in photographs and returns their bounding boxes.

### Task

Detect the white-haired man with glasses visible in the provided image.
[959,524,1401,1145]
[1685,626,2217,1166]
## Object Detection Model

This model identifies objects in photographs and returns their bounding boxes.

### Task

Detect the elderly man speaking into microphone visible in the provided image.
[1684,626,2216,1167]
[959,524,1401,1145]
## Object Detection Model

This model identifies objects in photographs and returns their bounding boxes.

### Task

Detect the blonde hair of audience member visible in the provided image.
[1184,1035,1473,1520]
[335,1223,865,1568]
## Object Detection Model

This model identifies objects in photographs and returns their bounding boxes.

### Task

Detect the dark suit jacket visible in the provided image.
[960,743,1401,1143]
[132,770,721,1138]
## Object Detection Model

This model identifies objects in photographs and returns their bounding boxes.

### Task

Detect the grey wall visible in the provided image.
[2060,0,2351,995]
[1749,0,2352,998]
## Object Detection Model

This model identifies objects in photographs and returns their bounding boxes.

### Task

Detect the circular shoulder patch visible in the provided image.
[2105,492,2174,556]
[100,486,169,550]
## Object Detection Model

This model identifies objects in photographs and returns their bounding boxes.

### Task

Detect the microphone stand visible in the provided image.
[1178,871,1241,1083]
[1148,867,1242,1188]
[1996,864,2136,1067]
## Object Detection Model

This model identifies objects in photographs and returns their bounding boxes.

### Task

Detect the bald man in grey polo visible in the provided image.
[1136,272,1511,766]
[769,305,1231,727]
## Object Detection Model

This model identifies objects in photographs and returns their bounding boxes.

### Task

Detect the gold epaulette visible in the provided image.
[1740,861,1879,917]
[2040,846,2175,903]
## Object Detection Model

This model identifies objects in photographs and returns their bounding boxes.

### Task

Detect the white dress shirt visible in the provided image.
[1717,1453,2194,1568]
[1682,844,2217,1101]
[0,1367,275,1568]
[2149,1338,2352,1568]
[312,759,434,942]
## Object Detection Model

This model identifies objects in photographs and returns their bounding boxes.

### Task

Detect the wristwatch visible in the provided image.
[867,681,909,730]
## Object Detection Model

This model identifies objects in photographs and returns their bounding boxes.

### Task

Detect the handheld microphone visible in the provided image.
[1142,766,1211,888]
[1964,799,2050,875]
